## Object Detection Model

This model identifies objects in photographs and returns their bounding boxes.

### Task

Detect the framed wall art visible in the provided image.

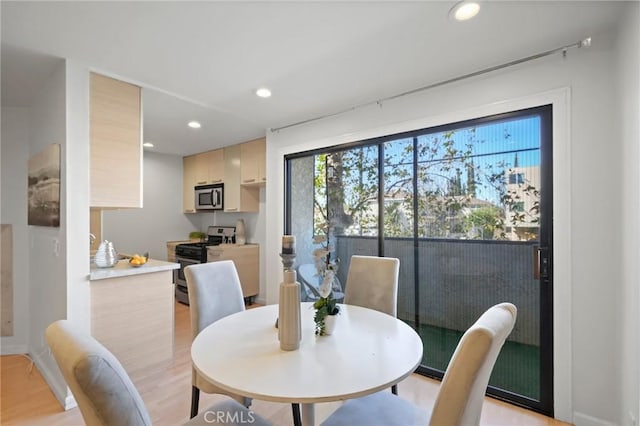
[28,143,61,227]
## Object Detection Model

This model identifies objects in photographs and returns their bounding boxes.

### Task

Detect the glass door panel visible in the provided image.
[285,105,553,414]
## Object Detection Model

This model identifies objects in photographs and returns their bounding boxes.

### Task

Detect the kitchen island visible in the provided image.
[89,258,179,377]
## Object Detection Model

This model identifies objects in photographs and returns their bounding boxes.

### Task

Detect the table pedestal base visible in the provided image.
[301,403,314,426]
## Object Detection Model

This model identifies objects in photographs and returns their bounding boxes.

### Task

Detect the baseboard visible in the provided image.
[32,350,78,410]
[1,344,29,354]
[254,296,267,305]
[574,412,617,426]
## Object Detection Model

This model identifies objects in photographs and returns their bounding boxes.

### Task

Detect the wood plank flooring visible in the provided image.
[1,301,570,426]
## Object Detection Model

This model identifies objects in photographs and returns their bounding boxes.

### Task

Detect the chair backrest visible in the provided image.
[45,320,152,426]
[185,260,246,339]
[344,255,400,317]
[429,303,517,426]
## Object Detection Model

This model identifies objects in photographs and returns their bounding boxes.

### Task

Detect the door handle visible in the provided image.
[533,246,549,280]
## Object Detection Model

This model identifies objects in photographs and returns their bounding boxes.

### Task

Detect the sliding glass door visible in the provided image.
[285,105,553,415]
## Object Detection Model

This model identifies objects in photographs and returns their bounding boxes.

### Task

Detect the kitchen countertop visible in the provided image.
[89,258,179,281]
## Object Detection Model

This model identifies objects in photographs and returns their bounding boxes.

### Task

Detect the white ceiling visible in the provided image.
[1,1,627,156]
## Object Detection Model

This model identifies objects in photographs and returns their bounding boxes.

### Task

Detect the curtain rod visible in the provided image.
[269,37,591,133]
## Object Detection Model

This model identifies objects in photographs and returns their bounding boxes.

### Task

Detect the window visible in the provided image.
[509,172,525,184]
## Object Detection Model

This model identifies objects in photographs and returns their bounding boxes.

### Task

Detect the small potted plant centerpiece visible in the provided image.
[312,222,340,335]
[189,231,206,242]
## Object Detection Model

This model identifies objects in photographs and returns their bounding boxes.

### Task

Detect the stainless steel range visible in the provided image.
[174,226,236,305]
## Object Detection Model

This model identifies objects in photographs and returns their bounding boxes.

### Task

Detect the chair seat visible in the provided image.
[321,391,429,426]
[185,399,271,426]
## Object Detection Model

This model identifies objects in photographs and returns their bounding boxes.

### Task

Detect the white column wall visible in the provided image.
[615,3,640,426]
[24,61,71,405]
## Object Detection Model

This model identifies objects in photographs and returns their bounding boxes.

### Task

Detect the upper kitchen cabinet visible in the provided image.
[223,145,259,213]
[240,138,266,187]
[182,155,197,213]
[194,149,224,186]
[90,73,142,208]
[183,149,224,213]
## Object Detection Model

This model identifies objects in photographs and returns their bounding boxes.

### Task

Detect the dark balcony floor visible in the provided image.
[409,321,540,399]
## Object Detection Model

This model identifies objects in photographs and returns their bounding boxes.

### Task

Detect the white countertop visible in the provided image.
[89,258,179,281]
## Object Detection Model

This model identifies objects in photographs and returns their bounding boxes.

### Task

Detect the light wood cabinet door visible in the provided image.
[193,153,209,186]
[193,149,224,186]
[166,241,189,262]
[223,145,259,212]
[207,244,259,298]
[207,149,224,184]
[90,73,142,208]
[240,138,266,186]
[182,155,197,213]
[91,271,174,375]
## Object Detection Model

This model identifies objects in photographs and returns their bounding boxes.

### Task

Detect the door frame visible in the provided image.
[276,87,572,421]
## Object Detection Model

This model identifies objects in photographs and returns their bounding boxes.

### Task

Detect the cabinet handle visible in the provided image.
[243,179,256,183]
[261,177,266,181]
[196,181,207,185]
[226,208,238,212]
[212,179,222,183]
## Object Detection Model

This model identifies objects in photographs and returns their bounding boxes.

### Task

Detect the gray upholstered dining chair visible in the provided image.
[344,254,400,394]
[45,319,270,426]
[321,302,517,426]
[344,255,400,317]
[185,261,251,418]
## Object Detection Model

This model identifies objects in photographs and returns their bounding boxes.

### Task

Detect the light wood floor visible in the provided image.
[1,301,570,426]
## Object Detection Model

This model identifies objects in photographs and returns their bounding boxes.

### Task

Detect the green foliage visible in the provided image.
[313,294,339,336]
[312,126,540,241]
[464,206,502,239]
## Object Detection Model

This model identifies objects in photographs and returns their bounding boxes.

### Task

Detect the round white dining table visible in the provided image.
[191,302,423,426]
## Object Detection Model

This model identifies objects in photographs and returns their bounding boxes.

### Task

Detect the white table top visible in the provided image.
[191,302,423,404]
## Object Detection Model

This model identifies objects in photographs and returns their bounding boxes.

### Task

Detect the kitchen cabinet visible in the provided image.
[166,240,189,262]
[183,149,224,213]
[223,145,259,212]
[90,209,102,253]
[182,155,197,213]
[240,138,266,187]
[207,244,259,301]
[194,149,224,186]
[90,73,142,208]
[90,264,176,375]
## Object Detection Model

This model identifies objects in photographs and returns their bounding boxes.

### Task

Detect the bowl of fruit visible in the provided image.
[129,253,148,267]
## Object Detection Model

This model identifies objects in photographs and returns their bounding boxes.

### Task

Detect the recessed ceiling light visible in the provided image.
[255,88,272,98]
[142,142,154,148]
[449,1,480,21]
[188,121,201,129]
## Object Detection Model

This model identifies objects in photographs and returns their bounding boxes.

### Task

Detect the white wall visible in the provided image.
[1,107,30,354]
[102,151,201,260]
[23,62,73,406]
[616,4,640,426]
[265,23,636,425]
[64,61,91,327]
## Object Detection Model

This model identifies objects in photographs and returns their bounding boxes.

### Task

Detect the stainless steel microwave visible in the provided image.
[195,184,223,210]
